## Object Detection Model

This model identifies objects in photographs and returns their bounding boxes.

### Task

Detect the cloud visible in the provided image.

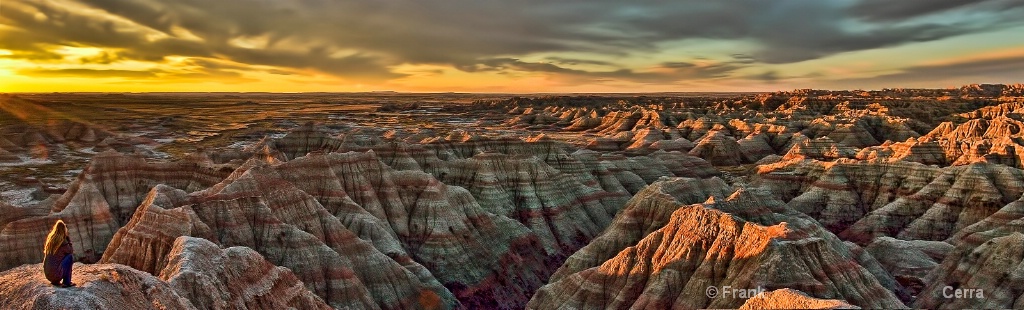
[18,68,160,78]
[79,51,120,64]
[544,57,615,67]
[749,70,781,82]
[848,0,1024,21]
[826,51,1024,87]
[458,57,747,84]
[1,0,402,81]
[16,59,260,83]
[0,50,64,61]
[2,0,1023,85]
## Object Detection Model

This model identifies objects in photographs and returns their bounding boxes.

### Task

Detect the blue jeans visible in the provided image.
[59,254,73,285]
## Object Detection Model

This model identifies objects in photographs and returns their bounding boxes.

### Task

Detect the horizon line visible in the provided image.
[3,82,1021,96]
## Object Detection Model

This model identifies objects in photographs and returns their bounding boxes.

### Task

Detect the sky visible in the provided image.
[1,0,1023,93]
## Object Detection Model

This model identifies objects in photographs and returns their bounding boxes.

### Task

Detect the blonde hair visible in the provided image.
[43,220,68,255]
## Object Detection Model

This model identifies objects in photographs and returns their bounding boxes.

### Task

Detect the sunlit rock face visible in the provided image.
[529,179,904,309]
[547,177,736,282]
[739,289,860,310]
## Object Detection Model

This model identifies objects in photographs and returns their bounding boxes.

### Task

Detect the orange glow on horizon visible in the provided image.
[0,41,1020,93]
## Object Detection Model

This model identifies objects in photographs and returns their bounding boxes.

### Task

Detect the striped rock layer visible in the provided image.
[0,151,231,270]
[0,131,714,309]
[529,178,904,309]
[914,193,1024,309]
[755,158,1024,244]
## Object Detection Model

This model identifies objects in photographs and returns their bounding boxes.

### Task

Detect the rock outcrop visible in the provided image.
[100,161,456,309]
[915,232,1024,309]
[95,143,711,309]
[0,151,231,270]
[159,236,330,309]
[913,192,1024,309]
[0,263,195,310]
[548,177,735,281]
[530,179,905,309]
[756,159,1024,244]
[864,237,952,298]
[0,237,331,310]
[689,129,745,165]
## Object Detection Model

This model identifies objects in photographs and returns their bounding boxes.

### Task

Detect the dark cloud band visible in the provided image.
[2,0,1022,85]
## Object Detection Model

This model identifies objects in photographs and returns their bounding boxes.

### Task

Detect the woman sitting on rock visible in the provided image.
[43,220,76,287]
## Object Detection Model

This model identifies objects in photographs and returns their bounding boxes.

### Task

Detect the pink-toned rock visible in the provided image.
[756,159,1024,244]
[159,236,330,309]
[274,153,555,308]
[548,177,735,281]
[0,151,231,270]
[737,132,776,162]
[915,232,1024,309]
[689,129,745,165]
[649,137,694,152]
[0,263,194,310]
[101,162,454,309]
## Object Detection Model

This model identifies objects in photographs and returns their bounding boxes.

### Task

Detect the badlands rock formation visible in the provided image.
[3,86,1024,309]
[0,151,231,270]
[0,118,163,164]
[755,159,1024,244]
[912,191,1024,309]
[159,236,330,309]
[100,160,457,309]
[530,179,904,309]
[3,128,719,309]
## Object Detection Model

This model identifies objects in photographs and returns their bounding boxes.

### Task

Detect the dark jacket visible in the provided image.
[42,238,73,283]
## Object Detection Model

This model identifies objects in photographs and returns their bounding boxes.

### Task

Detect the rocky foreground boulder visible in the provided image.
[0,263,195,310]
[0,236,330,310]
